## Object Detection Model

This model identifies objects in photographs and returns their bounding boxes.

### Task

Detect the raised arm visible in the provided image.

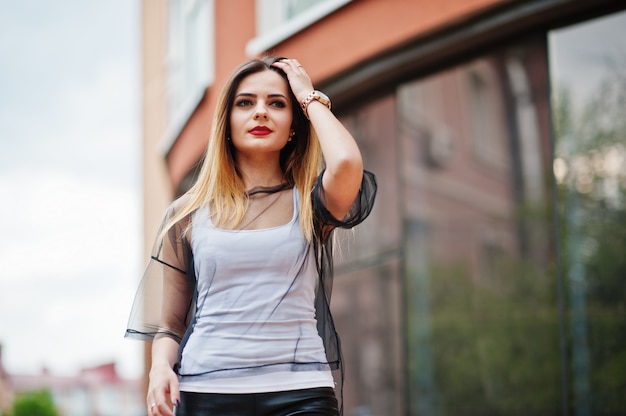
[273,59,364,220]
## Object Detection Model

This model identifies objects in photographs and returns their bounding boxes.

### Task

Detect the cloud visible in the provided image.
[0,1,143,379]
[0,171,140,283]
[0,169,143,378]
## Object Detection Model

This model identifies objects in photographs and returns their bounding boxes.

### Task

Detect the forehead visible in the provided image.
[236,70,289,95]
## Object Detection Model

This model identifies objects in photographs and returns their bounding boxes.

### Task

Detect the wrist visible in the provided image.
[150,361,177,377]
[300,90,331,119]
[151,359,173,369]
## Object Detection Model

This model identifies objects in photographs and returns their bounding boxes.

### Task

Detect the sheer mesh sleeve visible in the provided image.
[125,199,196,344]
[311,170,377,364]
[312,170,377,234]
[310,170,376,416]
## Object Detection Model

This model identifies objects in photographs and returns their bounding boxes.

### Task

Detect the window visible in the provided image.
[164,0,214,150]
[549,9,626,414]
[314,2,626,413]
[246,0,352,55]
[466,59,508,172]
[397,36,560,414]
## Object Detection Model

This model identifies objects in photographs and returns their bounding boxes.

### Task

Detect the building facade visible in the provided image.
[140,1,626,414]
[0,348,143,416]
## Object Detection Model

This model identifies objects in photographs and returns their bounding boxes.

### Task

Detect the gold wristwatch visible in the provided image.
[301,90,331,119]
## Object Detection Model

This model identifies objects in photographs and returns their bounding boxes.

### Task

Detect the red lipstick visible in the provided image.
[249,126,272,135]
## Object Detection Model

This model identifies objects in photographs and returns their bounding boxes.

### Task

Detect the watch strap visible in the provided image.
[300,90,331,119]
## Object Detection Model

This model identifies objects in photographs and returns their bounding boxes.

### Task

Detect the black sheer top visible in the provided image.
[125,170,377,412]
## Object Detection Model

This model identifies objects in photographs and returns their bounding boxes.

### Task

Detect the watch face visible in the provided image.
[315,91,331,108]
[316,91,329,101]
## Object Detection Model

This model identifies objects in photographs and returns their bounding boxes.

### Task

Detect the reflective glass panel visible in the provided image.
[549,9,626,415]
[399,37,561,414]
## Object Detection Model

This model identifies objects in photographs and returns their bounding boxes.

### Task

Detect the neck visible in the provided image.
[235,157,284,189]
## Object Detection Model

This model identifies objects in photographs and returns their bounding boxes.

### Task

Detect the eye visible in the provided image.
[269,99,287,108]
[235,98,253,107]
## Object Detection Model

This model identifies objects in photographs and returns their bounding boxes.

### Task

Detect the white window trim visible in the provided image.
[160,87,208,155]
[246,0,352,56]
[161,0,215,154]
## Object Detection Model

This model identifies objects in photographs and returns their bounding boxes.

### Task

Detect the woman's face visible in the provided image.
[229,69,294,159]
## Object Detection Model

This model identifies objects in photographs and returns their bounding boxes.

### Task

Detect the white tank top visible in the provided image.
[179,188,333,393]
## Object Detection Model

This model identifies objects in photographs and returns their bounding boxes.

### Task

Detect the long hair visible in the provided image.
[160,56,322,242]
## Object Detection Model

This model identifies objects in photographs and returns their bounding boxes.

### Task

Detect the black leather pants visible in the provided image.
[177,387,339,416]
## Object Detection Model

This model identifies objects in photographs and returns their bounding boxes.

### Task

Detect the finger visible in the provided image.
[150,402,175,416]
[147,396,161,414]
[274,58,302,72]
[283,58,300,68]
[170,382,181,411]
[147,394,174,416]
[272,60,292,71]
[272,59,313,100]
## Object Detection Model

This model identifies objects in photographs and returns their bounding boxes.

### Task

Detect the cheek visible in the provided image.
[230,113,246,135]
[277,112,294,131]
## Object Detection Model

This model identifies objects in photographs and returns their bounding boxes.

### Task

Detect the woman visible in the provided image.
[126,56,376,416]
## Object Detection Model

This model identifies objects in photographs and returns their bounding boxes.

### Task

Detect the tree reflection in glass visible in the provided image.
[550,10,626,414]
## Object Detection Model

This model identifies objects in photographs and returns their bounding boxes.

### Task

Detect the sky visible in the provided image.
[0,1,142,378]
[549,10,626,108]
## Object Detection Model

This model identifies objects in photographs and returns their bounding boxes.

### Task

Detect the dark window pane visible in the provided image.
[399,37,560,415]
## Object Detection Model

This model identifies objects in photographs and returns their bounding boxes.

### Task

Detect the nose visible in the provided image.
[254,102,268,120]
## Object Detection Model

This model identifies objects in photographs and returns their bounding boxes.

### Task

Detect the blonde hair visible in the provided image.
[160,57,322,242]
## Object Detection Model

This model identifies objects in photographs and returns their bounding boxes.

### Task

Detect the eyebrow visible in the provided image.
[235,92,288,99]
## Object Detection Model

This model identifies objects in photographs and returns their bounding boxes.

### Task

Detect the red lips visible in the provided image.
[249,126,272,135]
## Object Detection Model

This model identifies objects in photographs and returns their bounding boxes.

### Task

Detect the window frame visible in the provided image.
[246,0,352,56]
[162,0,215,152]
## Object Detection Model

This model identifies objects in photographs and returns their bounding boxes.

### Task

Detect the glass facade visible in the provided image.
[550,10,626,415]
[398,36,560,415]
[334,7,626,416]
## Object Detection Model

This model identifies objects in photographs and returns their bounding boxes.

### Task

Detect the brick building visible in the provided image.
[0,344,143,416]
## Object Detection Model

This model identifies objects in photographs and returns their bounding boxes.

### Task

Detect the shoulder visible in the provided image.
[158,193,199,237]
[164,193,196,217]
